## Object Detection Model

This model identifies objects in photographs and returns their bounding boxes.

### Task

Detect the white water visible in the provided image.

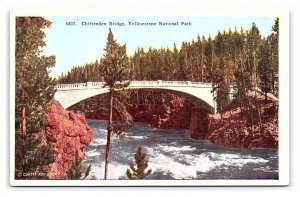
[83,120,278,180]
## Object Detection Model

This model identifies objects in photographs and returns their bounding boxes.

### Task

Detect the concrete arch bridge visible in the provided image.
[54,80,217,114]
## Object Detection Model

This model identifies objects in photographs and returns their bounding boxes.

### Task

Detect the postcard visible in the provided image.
[10,9,289,186]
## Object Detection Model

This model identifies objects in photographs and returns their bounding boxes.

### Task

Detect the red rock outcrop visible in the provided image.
[208,102,278,149]
[149,96,191,129]
[81,94,210,139]
[127,104,154,123]
[45,99,92,179]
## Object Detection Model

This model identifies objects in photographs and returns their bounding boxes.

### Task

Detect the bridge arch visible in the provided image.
[54,81,217,114]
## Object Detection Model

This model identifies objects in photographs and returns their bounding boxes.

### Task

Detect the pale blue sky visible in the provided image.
[42,16,274,77]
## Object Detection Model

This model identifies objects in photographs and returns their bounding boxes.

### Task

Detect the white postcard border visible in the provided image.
[10,9,290,186]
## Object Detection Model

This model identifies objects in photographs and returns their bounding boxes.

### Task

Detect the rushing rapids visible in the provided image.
[84,120,278,180]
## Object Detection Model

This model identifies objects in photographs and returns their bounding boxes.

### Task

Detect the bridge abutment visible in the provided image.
[188,108,211,139]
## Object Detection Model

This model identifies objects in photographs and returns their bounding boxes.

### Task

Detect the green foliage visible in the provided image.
[67,150,91,180]
[58,59,103,83]
[57,22,278,90]
[15,133,55,179]
[15,17,56,133]
[233,66,255,127]
[113,89,134,126]
[268,17,279,95]
[126,146,152,179]
[212,83,230,113]
[101,28,131,89]
[233,69,252,103]
[257,38,273,102]
[112,122,126,139]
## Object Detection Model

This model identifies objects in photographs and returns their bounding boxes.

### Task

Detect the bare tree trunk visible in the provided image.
[241,57,253,130]
[201,43,204,82]
[220,106,223,120]
[265,91,268,103]
[270,49,275,93]
[257,102,263,130]
[22,107,26,138]
[253,52,263,131]
[254,75,263,131]
[211,53,213,83]
[254,85,263,131]
[104,89,113,180]
[196,58,200,81]
[271,72,275,94]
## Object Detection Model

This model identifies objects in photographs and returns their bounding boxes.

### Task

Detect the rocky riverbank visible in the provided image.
[68,92,278,149]
[45,99,92,179]
[208,101,278,149]
[82,94,212,139]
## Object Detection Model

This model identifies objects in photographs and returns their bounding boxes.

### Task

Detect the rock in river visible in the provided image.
[45,99,92,179]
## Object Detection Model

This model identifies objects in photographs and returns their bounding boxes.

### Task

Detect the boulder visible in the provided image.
[45,99,92,179]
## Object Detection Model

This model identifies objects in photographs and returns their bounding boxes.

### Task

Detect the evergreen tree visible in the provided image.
[15,17,56,133]
[194,34,203,81]
[245,23,261,86]
[101,28,131,179]
[126,146,152,179]
[212,82,230,118]
[258,38,273,103]
[67,150,91,180]
[177,42,189,80]
[269,17,279,95]
[204,35,215,82]
[15,17,56,180]
[15,133,55,179]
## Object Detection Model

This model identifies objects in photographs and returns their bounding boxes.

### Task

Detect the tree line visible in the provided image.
[58,20,279,97]
[59,19,279,123]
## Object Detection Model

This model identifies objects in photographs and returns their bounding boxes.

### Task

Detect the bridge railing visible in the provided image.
[122,80,212,86]
[55,80,213,90]
[55,83,88,89]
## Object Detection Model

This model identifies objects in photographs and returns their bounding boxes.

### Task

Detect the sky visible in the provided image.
[42,16,275,77]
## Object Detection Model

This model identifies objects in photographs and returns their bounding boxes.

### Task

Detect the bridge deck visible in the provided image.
[55,80,213,90]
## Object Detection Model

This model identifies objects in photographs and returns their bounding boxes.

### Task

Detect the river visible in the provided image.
[83,119,278,180]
